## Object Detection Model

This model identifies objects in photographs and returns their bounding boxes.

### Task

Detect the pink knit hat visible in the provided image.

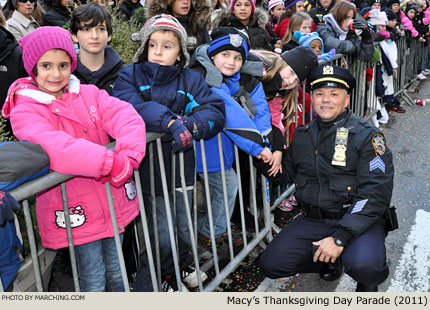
[231,0,255,14]
[19,26,77,80]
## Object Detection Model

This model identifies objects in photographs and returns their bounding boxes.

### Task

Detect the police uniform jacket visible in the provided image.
[285,109,394,244]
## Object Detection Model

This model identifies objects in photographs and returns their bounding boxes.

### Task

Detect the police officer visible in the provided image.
[260,64,394,292]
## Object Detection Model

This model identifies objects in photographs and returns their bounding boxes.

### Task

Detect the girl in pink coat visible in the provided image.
[2,26,147,292]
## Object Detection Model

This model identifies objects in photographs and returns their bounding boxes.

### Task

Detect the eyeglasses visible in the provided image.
[17,0,37,3]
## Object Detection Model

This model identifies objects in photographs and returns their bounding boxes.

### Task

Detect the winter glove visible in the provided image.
[318,48,336,62]
[353,20,372,44]
[0,191,20,226]
[378,30,391,41]
[168,119,193,153]
[177,115,199,139]
[109,154,133,186]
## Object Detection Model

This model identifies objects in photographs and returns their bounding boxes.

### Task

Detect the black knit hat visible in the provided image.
[208,27,250,61]
[280,46,319,83]
[385,9,397,21]
[367,0,382,6]
[405,2,419,14]
[387,0,400,7]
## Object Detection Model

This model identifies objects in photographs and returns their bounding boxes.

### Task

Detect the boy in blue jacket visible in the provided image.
[113,15,225,292]
[189,27,273,258]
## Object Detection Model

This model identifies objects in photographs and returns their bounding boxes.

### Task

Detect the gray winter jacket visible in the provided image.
[316,14,374,61]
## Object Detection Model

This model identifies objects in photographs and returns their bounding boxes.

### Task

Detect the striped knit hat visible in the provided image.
[19,26,77,80]
[293,31,324,52]
[131,14,189,67]
[268,0,284,11]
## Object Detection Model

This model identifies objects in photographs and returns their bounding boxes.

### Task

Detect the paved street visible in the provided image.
[257,79,430,292]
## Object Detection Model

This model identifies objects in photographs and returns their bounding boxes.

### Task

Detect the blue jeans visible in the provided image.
[74,234,124,292]
[144,190,193,276]
[198,168,238,239]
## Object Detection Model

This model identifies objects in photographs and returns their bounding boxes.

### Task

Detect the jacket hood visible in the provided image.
[2,75,80,118]
[189,44,264,88]
[145,0,212,27]
[211,6,269,29]
[0,26,18,63]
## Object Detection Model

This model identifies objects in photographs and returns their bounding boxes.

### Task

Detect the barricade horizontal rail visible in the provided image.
[2,37,426,292]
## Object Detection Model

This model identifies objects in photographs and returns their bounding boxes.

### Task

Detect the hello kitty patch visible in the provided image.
[55,205,86,229]
[124,181,137,201]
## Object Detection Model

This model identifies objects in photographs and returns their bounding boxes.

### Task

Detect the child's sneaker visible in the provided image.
[278,199,294,211]
[415,99,426,106]
[181,265,207,289]
[386,101,406,113]
[417,73,427,80]
[162,275,189,292]
[287,194,298,206]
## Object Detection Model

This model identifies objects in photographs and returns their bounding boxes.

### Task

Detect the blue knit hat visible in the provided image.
[208,27,250,60]
[293,31,324,53]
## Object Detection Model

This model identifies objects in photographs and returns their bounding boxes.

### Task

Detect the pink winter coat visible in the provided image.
[400,10,419,37]
[2,76,147,249]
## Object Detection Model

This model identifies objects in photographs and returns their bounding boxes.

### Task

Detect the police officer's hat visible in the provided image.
[308,64,356,93]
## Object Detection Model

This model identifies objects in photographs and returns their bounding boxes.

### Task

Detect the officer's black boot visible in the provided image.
[356,283,378,292]
[319,260,342,281]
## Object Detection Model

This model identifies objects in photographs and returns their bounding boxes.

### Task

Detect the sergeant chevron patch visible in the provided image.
[370,156,385,173]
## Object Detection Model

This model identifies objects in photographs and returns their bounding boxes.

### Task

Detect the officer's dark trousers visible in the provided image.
[260,214,389,286]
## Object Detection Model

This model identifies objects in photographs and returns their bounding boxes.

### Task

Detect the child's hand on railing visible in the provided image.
[267,150,283,177]
[256,147,272,163]
[110,154,133,186]
[0,190,21,225]
[168,119,193,153]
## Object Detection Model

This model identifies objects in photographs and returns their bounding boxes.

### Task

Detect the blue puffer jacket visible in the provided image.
[189,45,272,173]
[113,61,225,194]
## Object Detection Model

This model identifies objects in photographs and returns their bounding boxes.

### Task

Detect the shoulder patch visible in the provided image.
[372,134,386,156]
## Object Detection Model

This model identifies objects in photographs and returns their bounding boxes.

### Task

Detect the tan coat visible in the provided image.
[6,10,40,40]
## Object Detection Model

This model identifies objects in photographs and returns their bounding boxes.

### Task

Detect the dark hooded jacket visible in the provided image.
[113,61,225,195]
[145,0,211,56]
[74,46,125,96]
[43,0,71,27]
[211,6,272,51]
[308,0,337,25]
[0,26,26,133]
[118,0,143,21]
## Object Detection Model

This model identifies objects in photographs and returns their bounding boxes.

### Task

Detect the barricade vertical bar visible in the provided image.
[133,169,159,291]
[234,145,248,248]
[104,182,130,292]
[217,133,235,260]
[156,139,182,291]
[170,151,180,266]
[248,155,259,233]
[301,84,306,125]
[192,141,198,245]
[22,199,43,292]
[149,143,162,288]
[261,175,272,241]
[179,151,204,291]
[60,183,80,292]
[199,139,220,275]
